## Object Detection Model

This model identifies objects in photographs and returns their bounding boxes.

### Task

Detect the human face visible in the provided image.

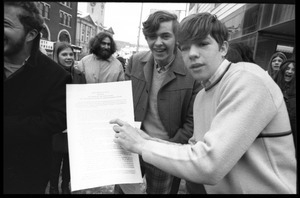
[4,5,27,57]
[180,35,228,82]
[271,56,284,71]
[58,47,74,67]
[100,37,111,50]
[99,37,112,60]
[146,21,176,66]
[284,63,295,82]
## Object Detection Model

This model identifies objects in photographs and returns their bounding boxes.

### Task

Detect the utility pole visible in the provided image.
[136,3,143,53]
[185,3,188,16]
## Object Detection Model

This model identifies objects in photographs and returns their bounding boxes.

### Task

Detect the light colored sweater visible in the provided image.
[77,54,124,83]
[142,66,169,140]
[141,59,296,194]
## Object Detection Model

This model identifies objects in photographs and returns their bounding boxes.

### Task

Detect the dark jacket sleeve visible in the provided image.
[4,54,72,141]
[72,66,87,84]
[125,54,134,80]
[169,80,202,144]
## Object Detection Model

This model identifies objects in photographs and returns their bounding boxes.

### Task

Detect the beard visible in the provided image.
[96,48,112,60]
[4,33,26,57]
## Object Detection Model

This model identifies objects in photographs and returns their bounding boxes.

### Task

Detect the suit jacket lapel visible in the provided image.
[161,49,187,88]
[141,52,154,91]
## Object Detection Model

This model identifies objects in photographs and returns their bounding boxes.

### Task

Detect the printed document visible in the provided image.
[66,81,143,192]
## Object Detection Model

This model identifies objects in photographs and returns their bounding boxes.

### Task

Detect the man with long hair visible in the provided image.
[77,32,124,83]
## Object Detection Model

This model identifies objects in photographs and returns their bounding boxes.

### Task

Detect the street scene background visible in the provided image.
[36,2,294,194]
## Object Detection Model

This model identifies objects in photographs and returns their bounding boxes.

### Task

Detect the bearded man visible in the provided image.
[4,1,71,194]
[77,32,124,83]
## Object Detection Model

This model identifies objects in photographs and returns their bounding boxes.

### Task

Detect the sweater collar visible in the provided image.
[202,59,231,91]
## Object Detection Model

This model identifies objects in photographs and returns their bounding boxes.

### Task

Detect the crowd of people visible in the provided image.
[4,1,296,194]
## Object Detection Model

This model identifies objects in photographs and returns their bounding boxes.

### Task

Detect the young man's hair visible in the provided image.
[89,32,116,56]
[142,10,179,40]
[226,45,243,63]
[4,1,44,34]
[4,1,44,53]
[178,12,229,49]
[229,42,255,63]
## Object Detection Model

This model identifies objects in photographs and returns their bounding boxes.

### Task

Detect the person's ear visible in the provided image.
[25,29,39,43]
[220,41,229,57]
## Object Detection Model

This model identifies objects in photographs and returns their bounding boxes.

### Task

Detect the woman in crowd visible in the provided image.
[267,51,287,80]
[276,59,296,152]
[50,42,86,194]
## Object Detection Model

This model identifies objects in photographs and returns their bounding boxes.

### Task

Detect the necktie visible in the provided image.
[156,64,166,73]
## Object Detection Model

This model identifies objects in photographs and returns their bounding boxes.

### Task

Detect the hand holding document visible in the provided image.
[66,81,142,192]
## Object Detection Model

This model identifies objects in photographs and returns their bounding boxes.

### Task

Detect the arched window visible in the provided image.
[40,26,49,40]
[59,32,70,43]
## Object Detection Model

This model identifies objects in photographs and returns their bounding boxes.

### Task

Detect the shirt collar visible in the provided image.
[201,59,231,90]
[155,55,176,73]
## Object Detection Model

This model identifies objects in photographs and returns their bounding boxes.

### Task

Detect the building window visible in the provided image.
[59,31,70,43]
[242,4,260,35]
[37,2,50,20]
[60,11,63,24]
[215,3,221,8]
[189,3,195,11]
[260,4,273,29]
[60,2,71,8]
[86,26,90,43]
[64,13,67,25]
[81,24,85,42]
[68,16,71,27]
[44,4,50,19]
[272,4,295,25]
[91,28,94,39]
[59,10,72,27]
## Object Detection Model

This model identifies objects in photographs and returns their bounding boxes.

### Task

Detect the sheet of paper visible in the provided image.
[66,81,143,192]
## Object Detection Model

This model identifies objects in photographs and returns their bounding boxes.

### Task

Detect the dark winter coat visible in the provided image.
[4,50,71,193]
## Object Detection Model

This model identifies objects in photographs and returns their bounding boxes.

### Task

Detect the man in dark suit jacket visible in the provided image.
[114,10,202,194]
[4,2,71,194]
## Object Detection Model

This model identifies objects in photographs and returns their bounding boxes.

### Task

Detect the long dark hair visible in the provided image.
[229,43,255,63]
[267,52,287,80]
[276,59,296,98]
[89,32,116,56]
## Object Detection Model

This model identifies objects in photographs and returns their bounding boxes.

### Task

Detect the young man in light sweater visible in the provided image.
[110,12,296,194]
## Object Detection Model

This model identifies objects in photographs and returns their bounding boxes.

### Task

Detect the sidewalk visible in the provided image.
[45,176,187,194]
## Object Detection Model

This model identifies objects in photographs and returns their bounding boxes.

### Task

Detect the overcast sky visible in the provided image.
[78,2,188,46]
